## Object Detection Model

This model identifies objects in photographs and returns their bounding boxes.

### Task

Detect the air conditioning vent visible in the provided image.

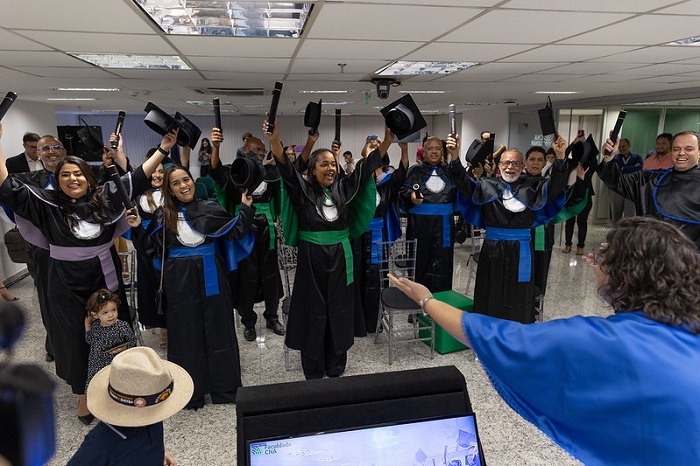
[192,87,267,97]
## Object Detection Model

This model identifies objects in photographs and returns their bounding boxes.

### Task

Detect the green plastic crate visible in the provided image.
[418,290,473,354]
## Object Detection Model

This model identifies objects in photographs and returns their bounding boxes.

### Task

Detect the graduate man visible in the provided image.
[597,130,700,247]
[448,135,571,323]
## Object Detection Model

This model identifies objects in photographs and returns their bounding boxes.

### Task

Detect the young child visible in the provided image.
[84,289,137,392]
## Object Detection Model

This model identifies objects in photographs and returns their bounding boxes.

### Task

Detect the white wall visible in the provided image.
[0,100,58,281]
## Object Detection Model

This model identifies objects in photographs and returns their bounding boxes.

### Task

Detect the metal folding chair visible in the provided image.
[373,239,434,364]
[277,243,297,370]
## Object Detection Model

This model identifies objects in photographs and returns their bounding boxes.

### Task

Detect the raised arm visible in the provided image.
[109,132,129,172]
[299,130,319,165]
[262,117,284,164]
[142,129,178,178]
[211,127,223,169]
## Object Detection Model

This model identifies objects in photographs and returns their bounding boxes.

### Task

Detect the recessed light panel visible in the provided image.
[69,53,191,70]
[376,61,480,76]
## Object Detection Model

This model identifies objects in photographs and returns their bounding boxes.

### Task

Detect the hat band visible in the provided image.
[108,380,174,408]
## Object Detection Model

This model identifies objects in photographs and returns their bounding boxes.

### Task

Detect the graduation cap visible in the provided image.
[537,96,557,137]
[143,102,202,150]
[457,429,477,448]
[76,117,105,156]
[229,153,266,192]
[571,134,599,167]
[380,94,427,140]
[464,138,493,167]
[414,448,427,464]
[304,99,322,134]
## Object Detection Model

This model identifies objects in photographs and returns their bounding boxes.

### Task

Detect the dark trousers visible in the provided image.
[565,196,593,248]
[300,321,347,380]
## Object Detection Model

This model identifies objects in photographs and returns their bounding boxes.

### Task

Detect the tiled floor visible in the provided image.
[9,223,612,466]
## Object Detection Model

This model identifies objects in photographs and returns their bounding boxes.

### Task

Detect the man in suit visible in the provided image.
[5,132,41,173]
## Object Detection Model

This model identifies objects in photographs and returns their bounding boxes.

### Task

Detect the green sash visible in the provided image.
[298,229,353,285]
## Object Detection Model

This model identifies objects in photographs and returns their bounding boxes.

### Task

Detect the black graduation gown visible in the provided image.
[399,162,457,292]
[211,163,284,327]
[131,189,165,328]
[597,163,700,247]
[130,200,253,405]
[450,160,569,323]
[353,163,406,335]
[278,151,382,357]
[0,169,146,393]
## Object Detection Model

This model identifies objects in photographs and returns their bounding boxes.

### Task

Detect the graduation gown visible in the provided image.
[597,163,700,247]
[451,159,569,323]
[399,162,457,292]
[462,311,700,466]
[130,189,165,328]
[0,168,146,393]
[211,162,284,327]
[131,200,253,405]
[278,150,382,357]
[353,164,406,335]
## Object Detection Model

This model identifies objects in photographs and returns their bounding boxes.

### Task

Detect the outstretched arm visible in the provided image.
[0,123,7,185]
[142,129,178,178]
[388,274,469,346]
[210,127,223,169]
[262,117,284,164]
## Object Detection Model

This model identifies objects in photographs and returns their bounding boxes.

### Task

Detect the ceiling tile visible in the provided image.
[0,51,91,67]
[405,42,535,62]
[498,45,639,63]
[0,28,50,51]
[504,0,679,13]
[15,31,176,55]
[297,39,421,60]
[560,13,700,45]
[290,58,388,74]
[170,36,299,57]
[189,56,290,73]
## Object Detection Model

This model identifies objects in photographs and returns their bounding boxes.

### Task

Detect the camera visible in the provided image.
[371,78,399,100]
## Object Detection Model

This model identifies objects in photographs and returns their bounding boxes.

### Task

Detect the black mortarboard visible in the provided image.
[537,96,557,136]
[464,138,493,167]
[76,117,105,156]
[380,94,427,140]
[143,102,202,150]
[229,153,266,192]
[571,134,599,167]
[174,112,201,150]
[304,99,322,133]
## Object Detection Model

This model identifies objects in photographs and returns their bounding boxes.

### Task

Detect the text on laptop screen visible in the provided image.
[248,414,482,466]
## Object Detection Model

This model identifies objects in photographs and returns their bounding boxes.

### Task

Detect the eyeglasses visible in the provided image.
[499,160,522,167]
[39,145,64,153]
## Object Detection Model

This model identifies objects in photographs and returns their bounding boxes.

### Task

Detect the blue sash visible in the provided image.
[485,227,532,282]
[409,203,453,247]
[368,217,384,264]
[168,243,219,297]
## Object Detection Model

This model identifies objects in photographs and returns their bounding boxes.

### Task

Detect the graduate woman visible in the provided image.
[0,122,177,423]
[263,117,384,379]
[128,163,254,409]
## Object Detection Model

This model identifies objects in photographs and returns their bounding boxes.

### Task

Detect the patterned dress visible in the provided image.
[85,319,136,391]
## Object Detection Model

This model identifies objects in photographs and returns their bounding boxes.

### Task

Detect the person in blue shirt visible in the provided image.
[389,216,700,466]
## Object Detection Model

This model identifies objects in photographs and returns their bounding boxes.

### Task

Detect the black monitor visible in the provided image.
[236,366,484,466]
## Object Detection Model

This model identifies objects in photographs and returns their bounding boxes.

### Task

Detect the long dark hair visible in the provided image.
[599,217,700,333]
[306,148,345,219]
[162,164,194,233]
[55,156,111,229]
[199,138,212,155]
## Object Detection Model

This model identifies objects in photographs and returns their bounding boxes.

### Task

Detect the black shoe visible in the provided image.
[78,414,95,425]
[266,319,285,336]
[185,399,205,411]
[46,353,54,362]
[243,326,257,341]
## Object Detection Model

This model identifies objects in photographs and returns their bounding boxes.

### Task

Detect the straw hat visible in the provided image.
[86,347,193,427]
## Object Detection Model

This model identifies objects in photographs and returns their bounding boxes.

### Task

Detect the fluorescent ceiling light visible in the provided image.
[398,90,445,94]
[133,0,314,38]
[533,91,580,95]
[667,36,700,46]
[320,101,353,105]
[56,87,120,92]
[69,53,191,70]
[46,97,96,101]
[376,61,480,76]
[187,100,233,105]
[298,90,349,94]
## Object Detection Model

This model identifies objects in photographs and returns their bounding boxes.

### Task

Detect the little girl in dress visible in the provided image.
[84,289,137,392]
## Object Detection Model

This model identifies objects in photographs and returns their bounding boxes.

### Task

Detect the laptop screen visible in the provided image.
[248,413,483,466]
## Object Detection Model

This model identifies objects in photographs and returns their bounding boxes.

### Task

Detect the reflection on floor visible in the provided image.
[9,224,612,466]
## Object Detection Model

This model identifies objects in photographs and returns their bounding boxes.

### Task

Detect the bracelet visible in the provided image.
[157,146,169,156]
[419,294,434,316]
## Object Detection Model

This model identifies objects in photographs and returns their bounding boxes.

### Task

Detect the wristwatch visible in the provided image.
[419,294,435,316]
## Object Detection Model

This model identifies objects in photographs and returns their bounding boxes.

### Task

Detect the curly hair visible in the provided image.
[599,217,700,333]
[55,156,112,230]
[86,288,121,316]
